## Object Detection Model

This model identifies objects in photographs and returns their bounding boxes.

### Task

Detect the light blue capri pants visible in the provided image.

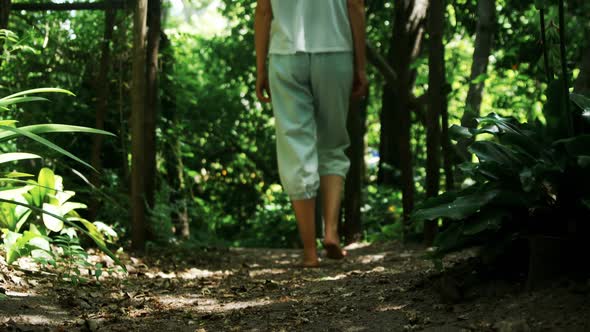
[268,52,354,200]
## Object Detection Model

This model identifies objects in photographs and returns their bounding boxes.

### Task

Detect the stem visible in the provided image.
[558,0,573,136]
[540,8,552,82]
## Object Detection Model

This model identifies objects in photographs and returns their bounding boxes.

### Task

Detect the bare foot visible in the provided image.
[323,242,347,260]
[301,250,319,268]
[302,259,320,268]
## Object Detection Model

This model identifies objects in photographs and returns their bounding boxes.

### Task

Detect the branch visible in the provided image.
[12,1,127,11]
[366,41,398,85]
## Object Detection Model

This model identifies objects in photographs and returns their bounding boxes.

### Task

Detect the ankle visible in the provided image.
[324,231,340,244]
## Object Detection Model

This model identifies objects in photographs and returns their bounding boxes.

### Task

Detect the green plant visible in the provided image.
[0,88,123,271]
[412,106,590,263]
[362,185,404,242]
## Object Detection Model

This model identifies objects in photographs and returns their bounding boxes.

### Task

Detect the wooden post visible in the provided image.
[0,0,11,68]
[424,0,445,246]
[131,0,148,251]
[89,4,116,220]
[144,0,161,215]
[0,0,10,29]
[343,97,368,244]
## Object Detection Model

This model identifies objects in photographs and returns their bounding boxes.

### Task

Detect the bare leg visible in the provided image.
[320,175,347,258]
[292,198,319,267]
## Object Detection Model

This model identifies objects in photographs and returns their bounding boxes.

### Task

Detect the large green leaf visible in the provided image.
[0,125,94,170]
[0,88,74,101]
[477,113,526,136]
[0,124,115,142]
[578,156,590,168]
[0,185,34,200]
[462,209,509,236]
[0,97,49,109]
[412,189,502,222]
[449,124,500,141]
[553,135,590,156]
[2,229,49,264]
[0,153,41,164]
[38,168,56,200]
[42,203,63,233]
[0,198,125,271]
[497,132,544,158]
[469,141,526,167]
[60,202,87,215]
[570,93,590,112]
[0,202,16,230]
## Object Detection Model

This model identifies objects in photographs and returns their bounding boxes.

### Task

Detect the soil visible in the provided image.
[0,241,589,332]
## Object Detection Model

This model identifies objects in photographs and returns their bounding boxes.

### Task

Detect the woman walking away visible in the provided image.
[254,0,368,267]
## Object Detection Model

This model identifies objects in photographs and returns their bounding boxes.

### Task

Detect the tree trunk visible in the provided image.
[89,6,116,221]
[0,0,10,29]
[424,0,446,246]
[343,97,368,244]
[441,96,454,192]
[558,0,573,137]
[144,0,161,215]
[540,9,553,82]
[160,32,190,239]
[379,0,429,229]
[457,0,496,161]
[574,47,590,94]
[0,0,11,69]
[131,0,148,251]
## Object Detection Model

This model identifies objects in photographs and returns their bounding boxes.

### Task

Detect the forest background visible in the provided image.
[0,0,589,260]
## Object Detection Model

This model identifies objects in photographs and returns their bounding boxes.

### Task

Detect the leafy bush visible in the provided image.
[412,99,590,262]
[0,88,123,272]
[235,184,299,248]
[362,185,404,242]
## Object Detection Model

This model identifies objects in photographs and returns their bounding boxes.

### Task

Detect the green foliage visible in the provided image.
[2,1,589,251]
[0,168,120,268]
[363,185,404,242]
[236,185,298,248]
[413,108,590,260]
[0,88,122,273]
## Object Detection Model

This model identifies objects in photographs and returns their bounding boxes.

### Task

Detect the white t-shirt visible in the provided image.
[269,0,353,55]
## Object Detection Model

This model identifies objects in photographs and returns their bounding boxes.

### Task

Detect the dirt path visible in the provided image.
[1,241,589,331]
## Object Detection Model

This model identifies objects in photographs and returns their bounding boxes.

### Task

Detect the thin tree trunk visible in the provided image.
[131,0,148,251]
[0,0,11,69]
[381,0,429,230]
[144,0,161,215]
[0,0,10,29]
[441,96,454,192]
[457,0,496,161]
[540,9,553,82]
[377,1,428,187]
[574,47,590,94]
[558,0,573,137]
[161,32,190,239]
[424,0,445,246]
[89,5,116,221]
[343,97,368,244]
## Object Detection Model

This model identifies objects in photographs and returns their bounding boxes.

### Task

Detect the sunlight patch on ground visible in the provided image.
[215,298,275,312]
[375,304,408,312]
[145,268,232,280]
[157,294,275,313]
[248,268,288,278]
[319,273,348,281]
[354,253,387,264]
[0,291,68,325]
[155,294,200,309]
[343,242,372,251]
